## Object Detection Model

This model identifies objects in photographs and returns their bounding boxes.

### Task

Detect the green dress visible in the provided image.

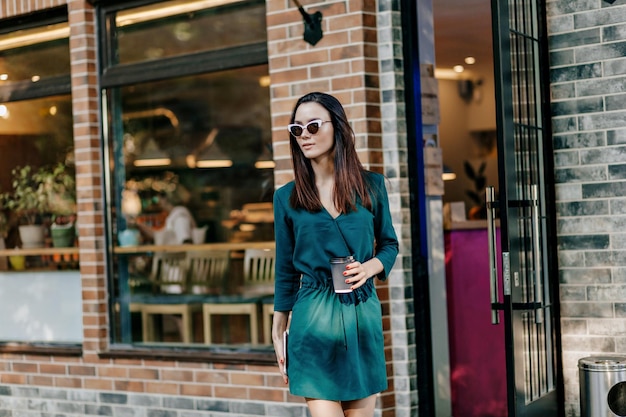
[273,172,399,401]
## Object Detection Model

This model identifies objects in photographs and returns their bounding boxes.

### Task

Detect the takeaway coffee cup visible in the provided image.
[330,256,355,293]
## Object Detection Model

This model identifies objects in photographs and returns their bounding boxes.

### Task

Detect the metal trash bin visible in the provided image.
[580,356,626,417]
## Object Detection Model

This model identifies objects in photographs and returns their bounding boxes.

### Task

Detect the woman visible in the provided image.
[132,191,197,244]
[272,92,399,417]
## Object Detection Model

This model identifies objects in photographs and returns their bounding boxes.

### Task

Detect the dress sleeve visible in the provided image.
[371,174,399,281]
[273,186,300,312]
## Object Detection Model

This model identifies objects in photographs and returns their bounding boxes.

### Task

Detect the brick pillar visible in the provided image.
[68,0,108,355]
[266,0,382,182]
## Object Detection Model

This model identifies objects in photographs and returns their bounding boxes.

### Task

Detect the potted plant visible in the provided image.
[0,163,77,248]
[40,163,77,247]
[0,165,49,248]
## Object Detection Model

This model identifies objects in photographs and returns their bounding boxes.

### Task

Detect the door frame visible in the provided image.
[490,0,564,415]
[400,0,437,415]
[400,0,565,415]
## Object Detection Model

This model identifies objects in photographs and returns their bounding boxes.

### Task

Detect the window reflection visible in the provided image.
[0,22,70,82]
[104,1,274,348]
[108,64,273,244]
[112,0,266,66]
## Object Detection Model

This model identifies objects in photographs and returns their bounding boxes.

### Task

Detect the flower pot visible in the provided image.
[51,223,76,248]
[118,228,140,247]
[9,255,26,270]
[18,225,44,249]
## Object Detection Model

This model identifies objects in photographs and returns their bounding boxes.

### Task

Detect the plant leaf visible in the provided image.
[463,161,476,179]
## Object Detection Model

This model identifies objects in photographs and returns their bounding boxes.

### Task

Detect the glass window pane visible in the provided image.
[111,0,266,66]
[106,64,274,347]
[0,94,76,259]
[0,22,70,83]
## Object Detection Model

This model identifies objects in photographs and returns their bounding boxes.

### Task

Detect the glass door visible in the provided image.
[490,0,562,415]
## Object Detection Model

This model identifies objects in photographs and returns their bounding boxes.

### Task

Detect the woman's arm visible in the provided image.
[272,311,290,383]
[371,175,399,280]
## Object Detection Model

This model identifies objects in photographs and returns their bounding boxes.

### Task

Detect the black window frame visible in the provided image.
[97,0,275,365]
[0,7,71,102]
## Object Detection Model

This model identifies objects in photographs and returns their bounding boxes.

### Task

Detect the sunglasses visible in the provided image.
[287,119,331,137]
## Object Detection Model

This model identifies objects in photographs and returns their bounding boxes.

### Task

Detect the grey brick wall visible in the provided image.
[377,0,420,416]
[547,0,626,415]
[0,384,309,417]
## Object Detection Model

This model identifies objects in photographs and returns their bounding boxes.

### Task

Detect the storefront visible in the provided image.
[1,0,626,416]
[0,1,415,416]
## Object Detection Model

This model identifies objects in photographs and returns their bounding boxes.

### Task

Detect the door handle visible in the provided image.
[531,184,544,324]
[486,186,500,325]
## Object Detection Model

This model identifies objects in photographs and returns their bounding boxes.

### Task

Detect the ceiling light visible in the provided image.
[196,159,233,168]
[442,165,456,181]
[31,75,40,82]
[0,74,7,81]
[255,160,276,169]
[0,105,9,119]
[464,57,476,65]
[453,65,464,73]
[133,138,172,167]
[133,158,171,167]
[190,128,234,169]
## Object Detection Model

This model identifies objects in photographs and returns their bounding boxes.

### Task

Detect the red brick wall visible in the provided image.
[267,0,384,180]
[0,0,396,415]
[266,1,395,414]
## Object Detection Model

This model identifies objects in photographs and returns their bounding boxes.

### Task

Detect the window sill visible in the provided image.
[0,342,82,356]
[100,344,276,365]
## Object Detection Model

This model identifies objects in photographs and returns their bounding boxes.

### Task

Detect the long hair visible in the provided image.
[288,92,372,212]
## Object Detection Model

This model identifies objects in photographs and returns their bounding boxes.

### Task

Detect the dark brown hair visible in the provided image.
[288,92,372,212]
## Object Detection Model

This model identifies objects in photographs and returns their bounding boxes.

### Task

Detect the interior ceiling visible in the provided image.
[433,0,493,71]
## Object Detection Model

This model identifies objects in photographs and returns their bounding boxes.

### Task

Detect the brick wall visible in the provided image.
[547,1,626,415]
[0,0,413,416]
[266,0,413,415]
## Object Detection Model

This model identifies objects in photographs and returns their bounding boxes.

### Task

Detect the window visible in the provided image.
[0,10,81,344]
[101,0,275,348]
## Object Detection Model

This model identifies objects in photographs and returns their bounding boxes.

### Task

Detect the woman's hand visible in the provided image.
[344,258,384,290]
[271,311,290,384]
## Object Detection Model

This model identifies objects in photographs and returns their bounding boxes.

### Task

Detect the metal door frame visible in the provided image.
[491,0,564,415]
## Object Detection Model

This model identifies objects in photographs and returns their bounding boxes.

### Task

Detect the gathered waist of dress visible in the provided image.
[300,274,375,305]
[300,273,333,289]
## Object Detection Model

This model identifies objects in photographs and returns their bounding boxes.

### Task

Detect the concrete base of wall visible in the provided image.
[0,384,309,417]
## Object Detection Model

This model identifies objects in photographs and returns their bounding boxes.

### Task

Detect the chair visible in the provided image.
[186,249,231,295]
[132,252,196,343]
[262,298,274,345]
[148,252,188,294]
[203,248,275,345]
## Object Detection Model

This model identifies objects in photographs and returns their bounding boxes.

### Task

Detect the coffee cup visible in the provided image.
[330,256,355,293]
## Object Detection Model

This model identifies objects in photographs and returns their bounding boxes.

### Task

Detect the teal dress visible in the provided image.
[273,171,399,401]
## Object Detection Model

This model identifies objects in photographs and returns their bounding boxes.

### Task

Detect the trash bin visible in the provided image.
[580,356,626,417]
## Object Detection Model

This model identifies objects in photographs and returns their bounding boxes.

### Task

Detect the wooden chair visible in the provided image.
[186,249,231,295]
[148,252,187,294]
[262,298,274,345]
[133,252,196,343]
[203,248,275,345]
